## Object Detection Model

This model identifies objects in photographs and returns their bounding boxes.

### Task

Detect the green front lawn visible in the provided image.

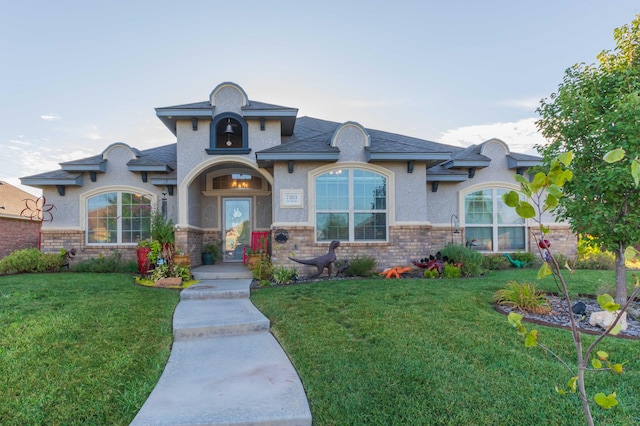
[0,273,179,425]
[251,269,640,425]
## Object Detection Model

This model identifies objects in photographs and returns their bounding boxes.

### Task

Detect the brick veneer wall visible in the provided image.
[271,224,579,277]
[37,224,578,270]
[270,225,452,275]
[0,217,41,258]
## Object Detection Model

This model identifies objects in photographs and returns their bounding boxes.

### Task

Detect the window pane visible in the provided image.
[121,193,152,243]
[465,227,493,251]
[316,213,349,241]
[498,227,525,251]
[354,213,386,240]
[316,171,348,210]
[465,190,493,224]
[497,189,525,225]
[353,170,386,210]
[87,192,117,243]
[87,192,151,244]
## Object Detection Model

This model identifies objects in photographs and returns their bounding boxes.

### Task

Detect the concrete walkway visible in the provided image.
[131,265,312,425]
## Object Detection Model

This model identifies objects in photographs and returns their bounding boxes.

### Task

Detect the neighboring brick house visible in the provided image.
[21,82,576,272]
[0,181,41,258]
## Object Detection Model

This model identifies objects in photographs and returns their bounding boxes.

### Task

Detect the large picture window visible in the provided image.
[464,188,525,252]
[87,192,152,244]
[315,169,387,242]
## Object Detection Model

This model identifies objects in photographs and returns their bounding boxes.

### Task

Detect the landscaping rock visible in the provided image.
[627,307,640,321]
[588,311,628,331]
[155,277,183,288]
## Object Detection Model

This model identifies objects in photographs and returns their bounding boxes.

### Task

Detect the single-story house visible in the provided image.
[0,181,41,258]
[21,82,577,272]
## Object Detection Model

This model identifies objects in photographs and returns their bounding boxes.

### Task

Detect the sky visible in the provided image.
[1,0,639,195]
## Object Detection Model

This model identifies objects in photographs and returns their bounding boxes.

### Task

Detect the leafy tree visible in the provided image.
[536,15,640,303]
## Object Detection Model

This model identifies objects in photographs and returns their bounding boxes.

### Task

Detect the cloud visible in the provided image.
[40,114,62,121]
[439,118,548,154]
[82,124,102,140]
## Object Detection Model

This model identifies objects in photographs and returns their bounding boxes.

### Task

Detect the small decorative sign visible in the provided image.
[280,189,303,208]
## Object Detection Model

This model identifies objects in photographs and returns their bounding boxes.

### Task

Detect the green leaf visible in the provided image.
[597,351,609,361]
[502,190,521,208]
[597,294,621,312]
[524,330,538,347]
[594,392,618,409]
[555,386,566,395]
[540,224,550,234]
[603,148,626,163]
[592,358,603,369]
[537,262,552,279]
[547,184,563,198]
[611,363,623,374]
[558,151,573,166]
[632,158,640,188]
[514,174,529,185]
[568,376,578,393]
[544,194,558,210]
[610,324,622,336]
[508,312,524,326]
[515,202,536,219]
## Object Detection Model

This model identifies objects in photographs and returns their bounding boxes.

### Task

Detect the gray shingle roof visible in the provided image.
[128,144,177,170]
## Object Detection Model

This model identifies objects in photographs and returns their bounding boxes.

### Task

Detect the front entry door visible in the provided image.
[223,198,251,262]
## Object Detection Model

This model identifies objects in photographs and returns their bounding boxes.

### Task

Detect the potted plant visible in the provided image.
[136,239,152,275]
[246,246,263,267]
[202,241,221,265]
[173,245,192,266]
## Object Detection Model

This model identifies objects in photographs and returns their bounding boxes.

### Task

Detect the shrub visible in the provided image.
[482,254,511,270]
[494,281,550,314]
[423,268,439,279]
[250,257,273,281]
[0,248,64,274]
[442,263,462,278]
[71,251,138,273]
[574,253,615,270]
[342,255,377,277]
[439,243,484,277]
[273,266,298,284]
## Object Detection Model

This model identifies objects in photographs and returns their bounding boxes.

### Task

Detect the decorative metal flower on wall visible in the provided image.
[21,196,56,222]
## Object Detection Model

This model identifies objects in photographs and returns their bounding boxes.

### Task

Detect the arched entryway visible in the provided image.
[178,159,273,265]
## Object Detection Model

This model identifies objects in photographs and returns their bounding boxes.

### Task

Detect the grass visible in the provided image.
[251,269,640,425]
[0,273,180,426]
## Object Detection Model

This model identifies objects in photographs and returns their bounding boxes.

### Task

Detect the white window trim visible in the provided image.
[458,182,528,253]
[309,162,394,243]
[81,186,157,246]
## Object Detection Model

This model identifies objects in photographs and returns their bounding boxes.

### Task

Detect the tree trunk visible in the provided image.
[615,244,628,305]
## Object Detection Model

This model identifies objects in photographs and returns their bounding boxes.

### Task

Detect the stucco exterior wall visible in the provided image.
[41,144,171,231]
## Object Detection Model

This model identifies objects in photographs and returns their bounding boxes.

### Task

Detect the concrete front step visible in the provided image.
[193,264,253,280]
[130,333,312,426]
[173,299,270,341]
[181,279,251,300]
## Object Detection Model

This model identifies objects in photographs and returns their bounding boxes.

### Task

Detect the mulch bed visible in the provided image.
[494,293,640,340]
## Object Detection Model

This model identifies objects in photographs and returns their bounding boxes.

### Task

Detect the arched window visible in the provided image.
[87,192,152,244]
[315,169,387,242]
[464,188,525,251]
[207,113,250,154]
